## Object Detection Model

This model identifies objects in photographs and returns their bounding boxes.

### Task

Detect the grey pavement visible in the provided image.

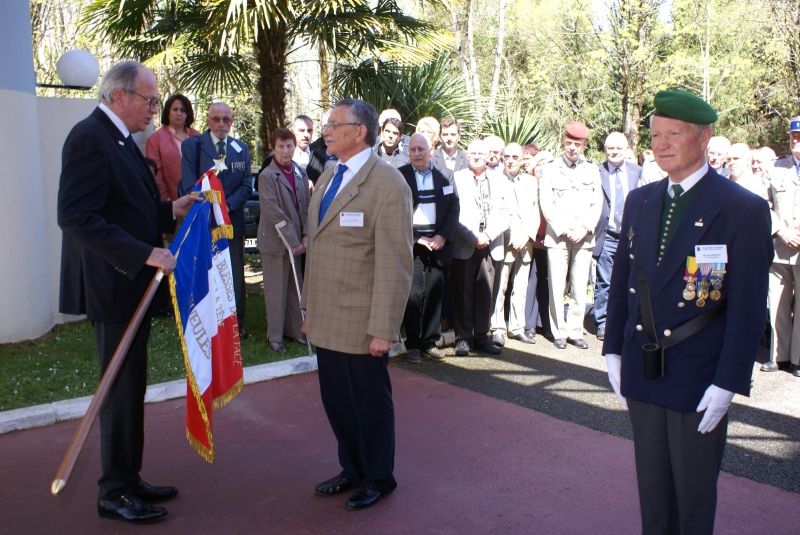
[392,321,800,495]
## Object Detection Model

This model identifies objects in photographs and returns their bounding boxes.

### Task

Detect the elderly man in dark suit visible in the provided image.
[593,132,642,341]
[301,99,413,511]
[603,90,772,534]
[398,134,460,363]
[58,61,197,524]
[180,102,252,338]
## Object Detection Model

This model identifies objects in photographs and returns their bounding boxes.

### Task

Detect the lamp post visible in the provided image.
[37,49,100,91]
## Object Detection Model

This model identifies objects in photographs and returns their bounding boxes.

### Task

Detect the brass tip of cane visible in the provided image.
[51,479,66,496]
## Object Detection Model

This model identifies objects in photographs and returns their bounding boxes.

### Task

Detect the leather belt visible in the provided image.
[636,261,727,379]
[606,230,620,239]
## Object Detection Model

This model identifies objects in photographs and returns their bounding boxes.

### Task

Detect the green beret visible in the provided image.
[653,90,718,124]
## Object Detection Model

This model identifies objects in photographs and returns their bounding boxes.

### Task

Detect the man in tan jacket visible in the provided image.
[300,99,414,510]
[540,121,603,349]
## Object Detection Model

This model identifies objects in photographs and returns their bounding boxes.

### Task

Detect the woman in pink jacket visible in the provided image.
[146,94,200,201]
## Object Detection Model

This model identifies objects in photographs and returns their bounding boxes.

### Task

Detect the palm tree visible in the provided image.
[83,0,451,157]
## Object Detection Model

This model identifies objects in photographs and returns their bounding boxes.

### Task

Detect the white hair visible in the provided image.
[98,61,144,104]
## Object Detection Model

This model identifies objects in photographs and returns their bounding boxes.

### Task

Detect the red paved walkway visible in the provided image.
[1,368,798,534]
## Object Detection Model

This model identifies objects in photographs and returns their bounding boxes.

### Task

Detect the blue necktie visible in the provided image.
[318,164,347,225]
[613,167,624,230]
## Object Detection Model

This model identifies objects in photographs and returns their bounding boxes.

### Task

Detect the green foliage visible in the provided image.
[481,105,556,149]
[330,54,476,131]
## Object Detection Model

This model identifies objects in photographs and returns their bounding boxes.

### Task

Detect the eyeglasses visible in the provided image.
[323,122,361,130]
[127,90,160,110]
[208,116,233,124]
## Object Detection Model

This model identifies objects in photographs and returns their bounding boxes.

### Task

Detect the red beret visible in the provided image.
[565,121,589,140]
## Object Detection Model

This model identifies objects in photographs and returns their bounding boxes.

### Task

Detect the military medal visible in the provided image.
[696,297,706,307]
[684,257,698,300]
[628,226,635,248]
[697,263,712,302]
[710,262,726,299]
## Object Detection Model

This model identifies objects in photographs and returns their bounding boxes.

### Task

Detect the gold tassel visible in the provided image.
[212,377,244,410]
[212,225,233,242]
[185,429,214,463]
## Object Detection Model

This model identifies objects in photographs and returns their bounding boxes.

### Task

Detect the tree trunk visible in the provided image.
[255,21,289,159]
[488,0,506,115]
[466,0,481,105]
[319,44,330,109]
[449,1,473,98]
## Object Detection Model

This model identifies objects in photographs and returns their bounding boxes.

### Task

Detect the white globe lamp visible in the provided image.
[56,50,100,90]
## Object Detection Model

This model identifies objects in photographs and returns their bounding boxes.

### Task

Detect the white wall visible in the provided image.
[37,97,97,325]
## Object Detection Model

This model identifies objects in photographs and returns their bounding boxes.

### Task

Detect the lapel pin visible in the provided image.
[118,141,125,147]
[695,218,703,227]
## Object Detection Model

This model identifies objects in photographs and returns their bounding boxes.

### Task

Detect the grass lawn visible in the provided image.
[0,255,311,412]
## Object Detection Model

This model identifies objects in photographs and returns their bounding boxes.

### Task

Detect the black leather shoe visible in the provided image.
[491,332,505,347]
[454,340,471,356]
[406,349,421,363]
[792,364,800,377]
[239,326,248,340]
[477,340,502,354]
[510,332,536,344]
[345,485,384,510]
[97,493,167,524]
[596,327,605,341]
[132,481,178,504]
[554,338,567,349]
[760,361,779,372]
[315,474,355,496]
[569,338,589,349]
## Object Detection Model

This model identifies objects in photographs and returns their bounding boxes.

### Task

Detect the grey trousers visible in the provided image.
[627,399,727,535]
[491,251,531,336]
[262,253,304,343]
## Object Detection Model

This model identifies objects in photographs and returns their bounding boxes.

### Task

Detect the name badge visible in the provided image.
[340,212,364,227]
[230,140,243,153]
[695,244,728,263]
[443,185,454,195]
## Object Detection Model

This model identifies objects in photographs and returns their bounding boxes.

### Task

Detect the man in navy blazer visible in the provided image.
[398,134,460,363]
[180,103,252,336]
[593,132,642,341]
[603,91,772,534]
[58,61,197,524]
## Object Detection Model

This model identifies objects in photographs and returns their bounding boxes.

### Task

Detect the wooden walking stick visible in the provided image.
[275,221,314,358]
[51,269,166,496]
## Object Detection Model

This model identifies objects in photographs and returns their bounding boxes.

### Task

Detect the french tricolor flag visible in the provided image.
[169,171,243,462]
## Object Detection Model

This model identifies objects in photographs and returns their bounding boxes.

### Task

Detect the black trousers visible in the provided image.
[628,399,728,535]
[229,237,246,323]
[317,347,397,494]
[450,247,494,345]
[92,319,152,500]
[402,245,446,351]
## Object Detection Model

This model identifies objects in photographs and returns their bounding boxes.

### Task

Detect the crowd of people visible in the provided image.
[139,94,800,380]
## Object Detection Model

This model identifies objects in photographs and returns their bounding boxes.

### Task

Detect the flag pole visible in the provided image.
[51,269,166,496]
[274,221,314,358]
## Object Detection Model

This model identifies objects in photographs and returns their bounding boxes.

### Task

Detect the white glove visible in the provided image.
[604,354,627,408]
[696,385,734,434]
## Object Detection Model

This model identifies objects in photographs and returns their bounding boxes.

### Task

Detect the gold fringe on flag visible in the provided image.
[213,377,244,410]
[169,271,215,463]
[212,225,233,242]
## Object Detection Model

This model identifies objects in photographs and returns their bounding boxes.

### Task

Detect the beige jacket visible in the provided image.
[301,152,414,354]
[768,156,800,264]
[257,160,310,256]
[539,155,603,250]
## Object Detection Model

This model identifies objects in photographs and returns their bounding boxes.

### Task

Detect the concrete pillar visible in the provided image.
[0,0,53,342]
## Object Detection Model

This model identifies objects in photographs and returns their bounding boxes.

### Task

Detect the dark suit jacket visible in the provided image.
[602,169,773,412]
[180,131,252,236]
[431,148,469,175]
[398,163,460,266]
[58,107,175,323]
[593,161,643,256]
[306,136,337,184]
